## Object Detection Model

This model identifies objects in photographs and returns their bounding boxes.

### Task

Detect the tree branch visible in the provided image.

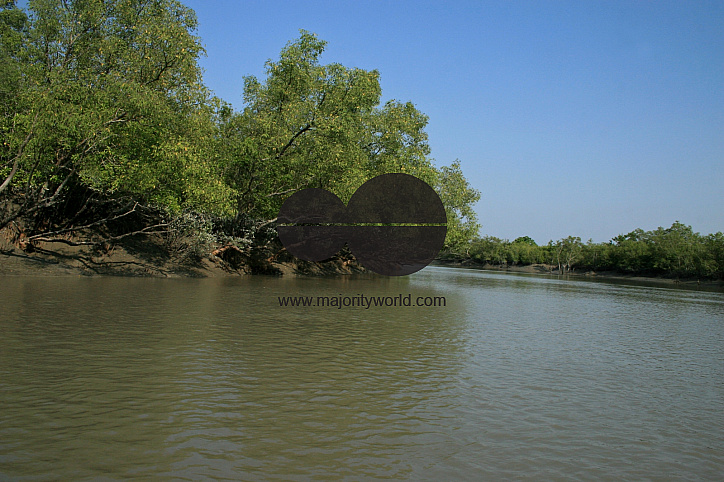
[27,202,139,241]
[0,114,38,195]
[275,123,312,160]
[32,223,169,246]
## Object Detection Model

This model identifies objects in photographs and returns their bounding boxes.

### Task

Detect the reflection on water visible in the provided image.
[1,268,722,480]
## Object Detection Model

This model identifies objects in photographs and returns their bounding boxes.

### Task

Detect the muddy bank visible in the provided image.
[4,236,721,289]
[0,233,364,278]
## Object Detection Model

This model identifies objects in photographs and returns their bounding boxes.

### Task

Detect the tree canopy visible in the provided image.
[218,31,480,248]
[1,0,234,223]
[1,2,480,254]
[460,222,724,279]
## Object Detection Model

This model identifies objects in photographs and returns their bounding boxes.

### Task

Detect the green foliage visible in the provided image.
[1,0,233,224]
[469,236,508,265]
[579,238,613,271]
[3,10,481,253]
[221,31,383,218]
[462,222,724,279]
[513,236,537,246]
[435,161,480,251]
[704,232,724,279]
[554,236,583,272]
[220,30,480,248]
[163,210,216,261]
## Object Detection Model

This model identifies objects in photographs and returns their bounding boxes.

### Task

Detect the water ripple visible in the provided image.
[1,271,722,480]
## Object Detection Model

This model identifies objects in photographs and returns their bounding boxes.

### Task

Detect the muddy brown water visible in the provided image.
[1,267,722,480]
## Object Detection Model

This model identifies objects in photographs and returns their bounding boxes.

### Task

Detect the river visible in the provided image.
[1,267,722,480]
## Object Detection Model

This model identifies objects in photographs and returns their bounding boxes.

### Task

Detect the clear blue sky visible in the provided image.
[154,2,724,242]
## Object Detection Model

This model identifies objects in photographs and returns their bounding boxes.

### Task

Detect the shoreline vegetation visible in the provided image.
[2,2,721,288]
[0,223,366,278]
[2,219,723,291]
[431,262,724,290]
[437,222,724,285]
[1,1,480,273]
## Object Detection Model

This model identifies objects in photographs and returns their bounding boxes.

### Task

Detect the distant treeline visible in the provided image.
[447,222,724,280]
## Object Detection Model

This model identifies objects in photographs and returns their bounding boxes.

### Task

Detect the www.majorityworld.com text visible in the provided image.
[277,293,447,309]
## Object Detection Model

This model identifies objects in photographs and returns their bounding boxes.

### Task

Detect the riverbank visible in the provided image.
[431,259,724,289]
[0,233,364,278]
[3,235,723,289]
